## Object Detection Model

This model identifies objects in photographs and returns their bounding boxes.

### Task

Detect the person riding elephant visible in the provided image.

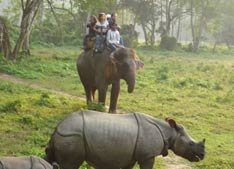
[106,23,123,52]
[93,13,109,52]
[82,15,97,51]
[77,47,143,113]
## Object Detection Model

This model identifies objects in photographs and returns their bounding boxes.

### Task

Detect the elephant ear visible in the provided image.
[113,48,128,61]
[129,48,144,69]
[135,60,144,69]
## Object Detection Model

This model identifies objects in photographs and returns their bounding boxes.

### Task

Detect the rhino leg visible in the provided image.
[122,164,135,169]
[139,158,155,169]
[0,162,3,169]
[53,134,85,169]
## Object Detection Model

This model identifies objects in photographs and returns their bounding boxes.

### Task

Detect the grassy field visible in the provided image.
[0,46,234,168]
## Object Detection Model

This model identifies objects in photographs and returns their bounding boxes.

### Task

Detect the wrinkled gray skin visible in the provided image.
[0,156,56,169]
[45,110,205,169]
[77,48,143,113]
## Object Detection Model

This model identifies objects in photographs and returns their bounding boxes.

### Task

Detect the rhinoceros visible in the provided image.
[45,110,205,169]
[0,156,57,169]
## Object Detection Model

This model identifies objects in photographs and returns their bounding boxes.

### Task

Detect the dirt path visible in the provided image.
[0,72,193,169]
[0,72,84,100]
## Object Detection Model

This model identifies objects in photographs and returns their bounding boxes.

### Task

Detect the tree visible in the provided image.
[1,0,42,59]
[188,0,219,51]
[0,17,12,59]
[122,0,187,46]
[12,0,42,58]
[211,0,234,52]
[121,0,161,46]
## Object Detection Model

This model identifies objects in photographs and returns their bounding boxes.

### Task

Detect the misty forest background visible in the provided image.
[0,0,234,58]
[0,0,234,169]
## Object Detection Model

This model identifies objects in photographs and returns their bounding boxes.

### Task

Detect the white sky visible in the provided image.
[0,0,9,15]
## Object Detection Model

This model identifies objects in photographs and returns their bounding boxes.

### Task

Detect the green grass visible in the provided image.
[0,80,86,156]
[0,47,234,168]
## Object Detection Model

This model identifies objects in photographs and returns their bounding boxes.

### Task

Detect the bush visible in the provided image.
[160,36,177,50]
[121,24,138,48]
[183,43,193,52]
[0,100,21,113]
[34,93,54,107]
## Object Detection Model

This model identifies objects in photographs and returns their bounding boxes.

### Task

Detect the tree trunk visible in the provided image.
[176,15,181,40]
[165,0,173,36]
[11,0,42,59]
[0,18,12,59]
[22,32,30,55]
[150,21,156,46]
[141,22,148,45]
[190,0,197,51]
[47,0,64,45]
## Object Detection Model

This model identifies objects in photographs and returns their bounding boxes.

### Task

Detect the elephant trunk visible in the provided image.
[127,76,135,93]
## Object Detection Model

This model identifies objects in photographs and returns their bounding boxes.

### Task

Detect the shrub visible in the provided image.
[87,102,106,112]
[160,36,177,50]
[156,65,169,82]
[34,93,54,107]
[0,100,21,113]
[121,24,138,47]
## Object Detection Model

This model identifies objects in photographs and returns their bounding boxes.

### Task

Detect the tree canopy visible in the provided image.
[0,0,234,59]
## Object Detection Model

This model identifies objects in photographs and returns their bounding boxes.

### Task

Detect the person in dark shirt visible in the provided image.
[83,15,97,51]
[108,12,117,25]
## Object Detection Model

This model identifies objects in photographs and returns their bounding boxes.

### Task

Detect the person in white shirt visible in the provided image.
[106,23,123,51]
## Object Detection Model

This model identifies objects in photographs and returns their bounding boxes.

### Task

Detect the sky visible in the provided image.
[0,0,9,15]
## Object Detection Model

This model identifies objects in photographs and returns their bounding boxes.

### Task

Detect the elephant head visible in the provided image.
[166,118,206,162]
[111,48,144,93]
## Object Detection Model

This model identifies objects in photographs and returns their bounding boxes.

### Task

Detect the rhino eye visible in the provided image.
[189,141,195,146]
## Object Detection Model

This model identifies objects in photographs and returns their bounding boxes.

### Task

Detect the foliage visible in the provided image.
[0,80,86,157]
[121,24,138,47]
[87,102,106,112]
[30,0,119,46]
[160,36,177,50]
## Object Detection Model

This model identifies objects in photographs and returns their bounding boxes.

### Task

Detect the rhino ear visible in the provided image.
[165,118,179,131]
[52,162,60,169]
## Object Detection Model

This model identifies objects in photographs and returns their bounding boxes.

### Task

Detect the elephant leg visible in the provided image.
[98,86,108,105]
[91,87,96,101]
[109,81,120,113]
[84,85,93,104]
[139,158,155,169]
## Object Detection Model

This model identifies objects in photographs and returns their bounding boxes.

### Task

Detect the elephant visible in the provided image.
[45,110,206,169]
[76,48,143,113]
[0,156,58,169]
